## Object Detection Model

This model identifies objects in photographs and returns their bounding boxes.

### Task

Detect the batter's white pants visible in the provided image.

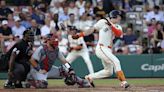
[88,45,122,79]
[66,50,94,74]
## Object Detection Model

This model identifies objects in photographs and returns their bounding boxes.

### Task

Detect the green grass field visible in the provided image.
[0,78,164,92]
[0,78,164,87]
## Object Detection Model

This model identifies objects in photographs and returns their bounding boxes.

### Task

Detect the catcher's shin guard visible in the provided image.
[75,76,91,88]
[26,80,48,88]
[59,64,91,88]
[36,80,48,89]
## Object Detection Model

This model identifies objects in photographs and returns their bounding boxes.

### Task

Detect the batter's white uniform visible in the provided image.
[87,19,122,79]
[66,35,94,74]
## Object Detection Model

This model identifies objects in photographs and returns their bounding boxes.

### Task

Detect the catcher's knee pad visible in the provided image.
[26,79,36,88]
[35,80,48,89]
[64,74,76,86]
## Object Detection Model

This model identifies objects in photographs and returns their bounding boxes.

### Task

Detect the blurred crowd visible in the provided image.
[0,0,164,55]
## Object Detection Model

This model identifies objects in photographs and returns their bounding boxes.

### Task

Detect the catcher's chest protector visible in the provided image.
[40,46,59,71]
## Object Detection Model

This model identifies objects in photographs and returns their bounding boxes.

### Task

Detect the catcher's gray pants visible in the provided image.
[48,66,61,78]
[28,66,61,81]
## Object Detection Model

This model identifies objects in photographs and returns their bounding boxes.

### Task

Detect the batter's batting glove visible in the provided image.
[72,32,85,39]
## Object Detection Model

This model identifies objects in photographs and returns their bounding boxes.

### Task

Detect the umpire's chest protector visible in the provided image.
[40,46,59,71]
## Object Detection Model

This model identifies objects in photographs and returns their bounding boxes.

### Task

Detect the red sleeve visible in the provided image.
[111,26,123,37]
[79,32,85,37]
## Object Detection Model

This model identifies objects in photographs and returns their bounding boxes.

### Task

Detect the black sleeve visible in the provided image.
[0,28,3,34]
[12,41,25,55]
[8,27,12,35]
[36,28,41,35]
[6,8,13,14]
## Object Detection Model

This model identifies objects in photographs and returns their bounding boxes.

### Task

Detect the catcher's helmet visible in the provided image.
[108,10,121,18]
[45,33,59,48]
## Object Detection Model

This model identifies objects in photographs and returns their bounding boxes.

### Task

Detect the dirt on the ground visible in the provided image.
[0,85,164,92]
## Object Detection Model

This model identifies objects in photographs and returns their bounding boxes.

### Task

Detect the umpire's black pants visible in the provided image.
[9,62,30,83]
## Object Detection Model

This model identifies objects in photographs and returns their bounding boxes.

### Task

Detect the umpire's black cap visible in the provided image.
[23,28,34,36]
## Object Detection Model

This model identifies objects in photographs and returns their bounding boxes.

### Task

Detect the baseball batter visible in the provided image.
[66,26,94,74]
[73,10,130,89]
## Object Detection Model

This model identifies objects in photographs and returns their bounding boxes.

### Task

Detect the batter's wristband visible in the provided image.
[79,32,85,37]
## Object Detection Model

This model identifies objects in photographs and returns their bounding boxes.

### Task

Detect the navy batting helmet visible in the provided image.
[108,10,121,18]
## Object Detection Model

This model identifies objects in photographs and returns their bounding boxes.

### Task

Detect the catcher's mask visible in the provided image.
[23,29,34,42]
[45,33,59,49]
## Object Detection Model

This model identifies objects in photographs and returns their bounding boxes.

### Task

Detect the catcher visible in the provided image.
[28,33,94,88]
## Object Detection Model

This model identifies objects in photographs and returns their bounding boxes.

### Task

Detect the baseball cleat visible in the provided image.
[4,82,15,89]
[85,75,95,88]
[120,81,130,89]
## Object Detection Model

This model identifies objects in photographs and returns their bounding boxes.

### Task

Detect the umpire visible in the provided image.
[4,29,34,89]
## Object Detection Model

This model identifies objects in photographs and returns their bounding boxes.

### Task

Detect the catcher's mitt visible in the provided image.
[64,74,76,86]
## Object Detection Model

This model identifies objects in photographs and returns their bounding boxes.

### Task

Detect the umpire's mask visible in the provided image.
[23,29,34,42]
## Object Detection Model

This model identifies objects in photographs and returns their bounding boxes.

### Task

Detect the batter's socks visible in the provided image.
[116,71,130,89]
[116,71,126,82]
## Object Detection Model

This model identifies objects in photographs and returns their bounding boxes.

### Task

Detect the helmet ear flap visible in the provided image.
[108,10,121,18]
[109,12,116,18]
